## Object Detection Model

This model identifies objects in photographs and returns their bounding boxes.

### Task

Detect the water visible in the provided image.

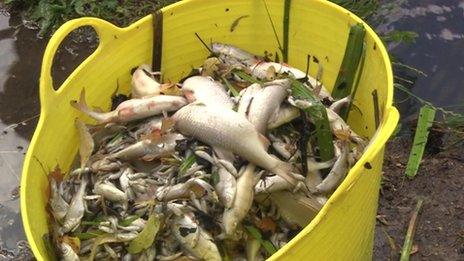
[0,0,463,258]
[378,0,464,121]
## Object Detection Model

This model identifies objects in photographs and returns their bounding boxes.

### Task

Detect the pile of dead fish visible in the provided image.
[47,43,367,260]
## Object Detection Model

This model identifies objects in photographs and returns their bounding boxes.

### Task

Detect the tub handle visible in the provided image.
[39,18,117,107]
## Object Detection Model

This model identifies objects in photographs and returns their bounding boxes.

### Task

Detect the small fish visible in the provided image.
[131,64,161,98]
[71,89,187,124]
[182,76,234,109]
[49,179,69,222]
[75,118,94,170]
[214,167,237,208]
[211,42,261,68]
[110,133,185,161]
[172,211,221,261]
[254,172,305,194]
[173,103,297,186]
[93,182,128,202]
[246,79,291,134]
[157,177,215,202]
[316,141,350,194]
[60,242,79,261]
[267,105,300,129]
[237,83,262,116]
[326,108,366,145]
[61,178,88,233]
[223,164,256,236]
[329,96,351,113]
[270,191,322,227]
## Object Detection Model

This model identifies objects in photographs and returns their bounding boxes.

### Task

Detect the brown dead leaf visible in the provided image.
[256,217,277,234]
[160,82,182,96]
[160,117,176,134]
[410,244,419,255]
[61,235,81,253]
[201,57,221,77]
[49,164,64,184]
[333,128,351,141]
[265,66,276,80]
[140,129,162,142]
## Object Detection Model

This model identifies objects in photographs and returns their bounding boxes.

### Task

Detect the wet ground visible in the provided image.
[0,0,463,259]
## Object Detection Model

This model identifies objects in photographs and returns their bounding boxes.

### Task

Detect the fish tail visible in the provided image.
[70,89,93,117]
[70,89,111,123]
[272,161,298,187]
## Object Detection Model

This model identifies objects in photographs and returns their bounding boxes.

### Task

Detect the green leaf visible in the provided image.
[405,106,436,178]
[261,240,277,255]
[332,24,366,100]
[119,215,140,227]
[127,214,160,254]
[211,170,220,186]
[291,81,334,162]
[73,231,104,240]
[245,225,262,241]
[179,154,196,175]
[221,76,240,97]
[245,225,278,256]
[232,69,263,84]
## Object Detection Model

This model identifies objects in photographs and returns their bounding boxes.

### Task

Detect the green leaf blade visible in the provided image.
[127,214,160,254]
[405,106,436,178]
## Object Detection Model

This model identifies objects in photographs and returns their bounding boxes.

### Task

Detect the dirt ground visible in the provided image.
[373,138,464,260]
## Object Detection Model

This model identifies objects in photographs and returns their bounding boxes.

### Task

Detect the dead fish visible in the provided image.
[157,177,215,201]
[75,118,94,170]
[267,105,300,129]
[61,178,88,233]
[329,96,351,114]
[110,133,185,161]
[211,42,261,68]
[254,172,305,194]
[60,242,79,261]
[182,76,234,109]
[172,211,221,261]
[70,89,187,124]
[270,191,322,227]
[316,141,350,194]
[246,79,291,134]
[93,182,128,202]
[215,167,237,209]
[237,83,262,116]
[223,164,256,236]
[133,116,163,138]
[131,64,161,98]
[49,179,69,222]
[173,103,297,186]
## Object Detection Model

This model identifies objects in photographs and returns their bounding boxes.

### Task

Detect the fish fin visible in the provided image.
[272,161,297,187]
[93,106,105,113]
[70,89,94,116]
[258,134,270,149]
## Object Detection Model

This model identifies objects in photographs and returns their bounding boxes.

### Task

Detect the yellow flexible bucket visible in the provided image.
[21,0,399,260]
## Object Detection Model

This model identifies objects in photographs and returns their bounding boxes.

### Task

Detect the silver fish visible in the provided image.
[93,182,127,202]
[49,179,69,222]
[316,141,350,194]
[267,105,300,129]
[71,89,187,124]
[60,242,79,261]
[131,64,161,98]
[211,42,260,68]
[110,133,185,161]
[237,83,262,116]
[246,79,291,133]
[223,164,256,236]
[173,103,297,186]
[61,179,88,233]
[172,212,221,261]
[182,76,234,109]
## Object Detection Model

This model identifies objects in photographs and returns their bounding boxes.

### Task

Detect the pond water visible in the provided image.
[0,0,462,258]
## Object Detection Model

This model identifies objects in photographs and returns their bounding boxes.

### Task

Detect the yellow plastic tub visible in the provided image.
[21,0,399,260]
